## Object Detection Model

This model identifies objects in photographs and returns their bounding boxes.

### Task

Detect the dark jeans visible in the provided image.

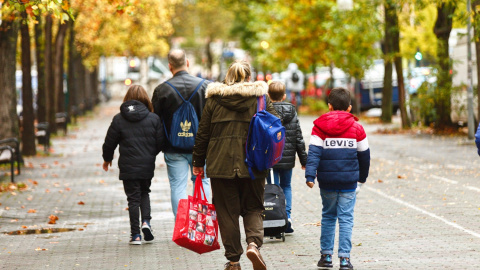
[211,176,265,262]
[122,179,152,235]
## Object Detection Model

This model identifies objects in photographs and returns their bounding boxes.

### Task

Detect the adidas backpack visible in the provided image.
[164,79,205,150]
[245,95,285,179]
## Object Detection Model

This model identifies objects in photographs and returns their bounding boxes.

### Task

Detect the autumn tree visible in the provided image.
[433,1,456,129]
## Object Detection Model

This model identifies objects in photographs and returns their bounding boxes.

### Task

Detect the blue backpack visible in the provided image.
[164,79,205,150]
[245,95,285,179]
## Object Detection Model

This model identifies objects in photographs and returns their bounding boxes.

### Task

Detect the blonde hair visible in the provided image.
[224,60,251,86]
[268,81,286,101]
[123,85,154,112]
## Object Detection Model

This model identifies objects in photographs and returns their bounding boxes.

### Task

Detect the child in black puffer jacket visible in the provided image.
[267,81,308,234]
[102,85,165,245]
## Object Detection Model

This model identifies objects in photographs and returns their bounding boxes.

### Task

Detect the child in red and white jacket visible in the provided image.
[305,87,370,270]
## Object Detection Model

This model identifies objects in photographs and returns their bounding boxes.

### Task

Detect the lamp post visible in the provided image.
[467,0,475,139]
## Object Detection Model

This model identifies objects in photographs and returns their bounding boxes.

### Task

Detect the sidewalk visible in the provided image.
[0,100,326,270]
[2,100,480,269]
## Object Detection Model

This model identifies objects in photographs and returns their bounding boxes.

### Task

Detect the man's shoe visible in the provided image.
[285,219,294,234]
[224,262,241,270]
[141,220,154,242]
[129,234,142,245]
[246,243,267,270]
[339,257,354,270]
[317,254,333,268]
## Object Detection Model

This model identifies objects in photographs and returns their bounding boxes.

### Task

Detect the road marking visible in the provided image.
[466,186,480,193]
[430,175,458,184]
[364,186,480,239]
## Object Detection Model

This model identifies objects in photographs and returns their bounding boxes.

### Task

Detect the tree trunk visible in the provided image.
[90,67,99,105]
[206,36,213,73]
[0,20,20,140]
[473,0,480,123]
[45,14,57,134]
[67,19,76,116]
[76,57,86,114]
[55,22,68,114]
[381,1,394,123]
[21,12,37,156]
[391,1,410,128]
[35,12,47,123]
[433,3,455,129]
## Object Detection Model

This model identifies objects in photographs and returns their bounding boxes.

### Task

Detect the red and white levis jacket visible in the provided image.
[305,111,370,191]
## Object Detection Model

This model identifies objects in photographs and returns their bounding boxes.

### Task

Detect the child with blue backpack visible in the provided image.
[305,87,370,270]
[266,81,307,233]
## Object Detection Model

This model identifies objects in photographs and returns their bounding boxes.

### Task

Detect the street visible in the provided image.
[1,100,480,269]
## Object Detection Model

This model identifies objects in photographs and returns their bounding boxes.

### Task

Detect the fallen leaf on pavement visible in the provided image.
[10,219,18,222]
[125,207,129,211]
[35,247,48,251]
[377,179,383,183]
[65,187,71,191]
[45,189,50,193]
[397,175,406,179]
[78,228,84,231]
[21,225,27,229]
[48,215,59,224]
[78,201,85,205]
[27,209,37,213]
[78,192,85,196]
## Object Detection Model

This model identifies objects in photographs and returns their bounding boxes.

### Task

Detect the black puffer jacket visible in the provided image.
[102,100,165,180]
[272,102,307,169]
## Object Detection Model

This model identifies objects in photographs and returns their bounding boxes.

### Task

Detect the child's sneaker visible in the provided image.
[129,234,142,245]
[141,220,154,242]
[285,218,294,233]
[317,254,333,268]
[339,257,354,270]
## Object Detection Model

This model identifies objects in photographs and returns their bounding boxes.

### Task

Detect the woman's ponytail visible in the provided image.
[224,60,251,85]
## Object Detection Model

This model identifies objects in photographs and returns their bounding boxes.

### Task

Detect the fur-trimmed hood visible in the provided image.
[205,81,268,98]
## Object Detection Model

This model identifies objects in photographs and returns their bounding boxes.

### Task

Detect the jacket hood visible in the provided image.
[205,81,268,112]
[314,111,358,136]
[273,102,296,124]
[120,100,150,122]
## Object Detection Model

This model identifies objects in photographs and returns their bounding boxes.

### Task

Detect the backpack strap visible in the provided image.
[187,79,206,102]
[162,79,205,140]
[257,95,266,111]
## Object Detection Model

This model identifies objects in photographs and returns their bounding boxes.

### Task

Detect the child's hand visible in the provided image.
[306,182,314,188]
[103,161,112,172]
[301,166,306,170]
[193,166,204,176]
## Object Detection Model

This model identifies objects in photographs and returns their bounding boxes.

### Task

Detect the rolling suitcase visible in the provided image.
[263,183,288,241]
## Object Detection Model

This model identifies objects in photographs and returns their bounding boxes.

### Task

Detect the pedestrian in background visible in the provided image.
[282,63,304,107]
[102,85,165,245]
[475,123,480,155]
[266,81,307,234]
[192,60,279,270]
[151,49,211,217]
[305,87,370,269]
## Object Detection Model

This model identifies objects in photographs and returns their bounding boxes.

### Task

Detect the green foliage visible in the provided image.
[411,81,436,126]
[301,97,329,116]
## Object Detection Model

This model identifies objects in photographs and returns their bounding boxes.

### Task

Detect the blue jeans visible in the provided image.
[266,168,292,219]
[164,152,211,217]
[320,189,356,258]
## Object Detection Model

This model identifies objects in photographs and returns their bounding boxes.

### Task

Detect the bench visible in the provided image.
[55,112,69,135]
[0,138,22,183]
[36,122,50,153]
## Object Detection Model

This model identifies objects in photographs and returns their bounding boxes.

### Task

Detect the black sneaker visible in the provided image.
[141,220,154,242]
[339,257,353,270]
[285,219,294,233]
[317,254,333,268]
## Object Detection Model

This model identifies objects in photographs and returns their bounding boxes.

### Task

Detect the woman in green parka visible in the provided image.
[192,60,279,270]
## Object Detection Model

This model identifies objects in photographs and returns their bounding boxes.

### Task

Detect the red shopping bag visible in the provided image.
[172,174,220,254]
